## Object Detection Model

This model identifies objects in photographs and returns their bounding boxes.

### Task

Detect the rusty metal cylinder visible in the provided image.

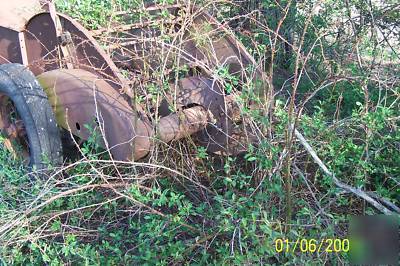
[157,106,210,143]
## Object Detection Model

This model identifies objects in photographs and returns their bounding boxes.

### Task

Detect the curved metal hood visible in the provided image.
[0,1,46,31]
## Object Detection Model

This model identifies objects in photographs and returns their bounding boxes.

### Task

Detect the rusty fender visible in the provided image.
[37,69,210,161]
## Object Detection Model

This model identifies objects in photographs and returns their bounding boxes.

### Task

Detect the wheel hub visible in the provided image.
[163,76,252,155]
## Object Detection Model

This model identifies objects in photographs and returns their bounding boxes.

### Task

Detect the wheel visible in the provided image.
[0,63,63,169]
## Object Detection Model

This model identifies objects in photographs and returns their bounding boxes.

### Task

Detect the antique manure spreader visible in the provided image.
[0,0,265,169]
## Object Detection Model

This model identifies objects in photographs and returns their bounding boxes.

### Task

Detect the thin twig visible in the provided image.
[293,126,398,215]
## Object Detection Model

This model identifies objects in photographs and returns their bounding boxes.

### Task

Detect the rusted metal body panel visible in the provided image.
[24,13,59,75]
[182,8,262,79]
[0,1,45,31]
[173,77,233,153]
[0,1,264,161]
[0,27,22,64]
[107,5,263,79]
[57,14,129,91]
[0,1,128,90]
[37,69,213,160]
[24,13,129,91]
[37,69,153,161]
[103,4,265,155]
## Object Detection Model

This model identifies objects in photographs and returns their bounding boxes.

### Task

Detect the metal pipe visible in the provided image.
[157,106,210,143]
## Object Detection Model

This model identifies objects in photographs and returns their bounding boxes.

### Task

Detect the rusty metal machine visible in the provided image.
[0,0,265,169]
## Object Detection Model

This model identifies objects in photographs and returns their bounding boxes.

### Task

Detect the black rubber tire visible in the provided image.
[0,63,63,169]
